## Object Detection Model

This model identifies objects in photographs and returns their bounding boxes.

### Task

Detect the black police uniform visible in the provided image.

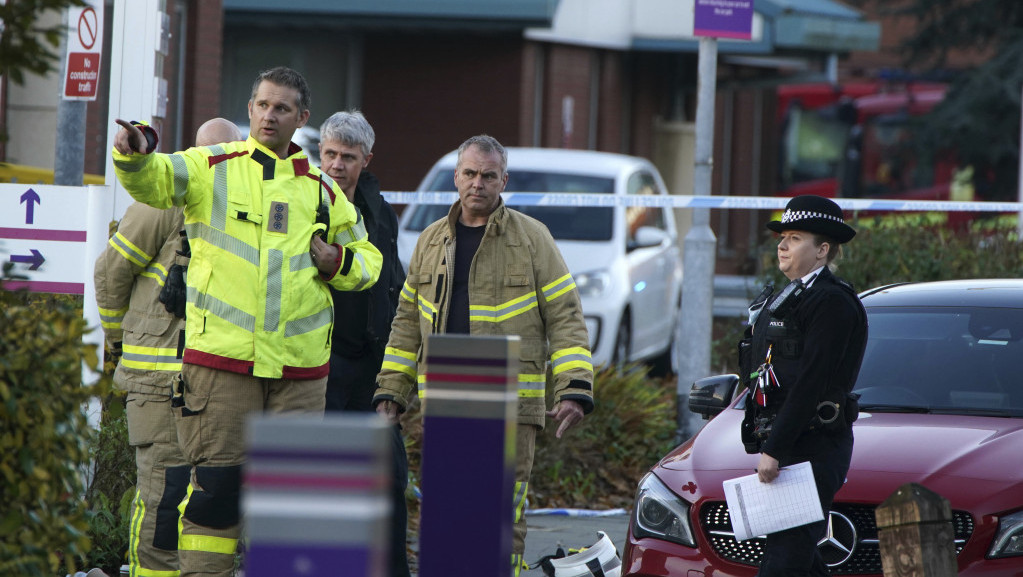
[741,265,868,576]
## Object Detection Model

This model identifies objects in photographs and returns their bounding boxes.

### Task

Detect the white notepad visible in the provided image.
[723,461,824,541]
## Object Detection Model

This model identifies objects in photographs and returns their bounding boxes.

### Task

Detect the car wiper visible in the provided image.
[929,408,1016,417]
[859,405,932,413]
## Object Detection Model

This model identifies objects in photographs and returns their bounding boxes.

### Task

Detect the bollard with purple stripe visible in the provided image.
[243,413,391,577]
[419,334,520,577]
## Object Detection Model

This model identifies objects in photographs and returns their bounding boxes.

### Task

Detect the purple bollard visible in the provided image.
[243,413,391,577]
[419,334,520,577]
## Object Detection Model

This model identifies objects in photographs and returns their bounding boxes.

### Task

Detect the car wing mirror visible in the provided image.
[627,226,670,252]
[688,374,740,419]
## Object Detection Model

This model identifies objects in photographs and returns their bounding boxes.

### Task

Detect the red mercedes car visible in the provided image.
[624,279,1023,576]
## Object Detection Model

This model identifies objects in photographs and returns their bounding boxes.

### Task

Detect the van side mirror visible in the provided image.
[688,374,740,419]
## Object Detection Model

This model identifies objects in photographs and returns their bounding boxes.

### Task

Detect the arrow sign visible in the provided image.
[10,249,45,270]
[20,188,41,224]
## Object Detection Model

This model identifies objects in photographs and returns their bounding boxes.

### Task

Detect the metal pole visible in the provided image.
[1018,81,1023,238]
[54,8,86,186]
[676,36,718,443]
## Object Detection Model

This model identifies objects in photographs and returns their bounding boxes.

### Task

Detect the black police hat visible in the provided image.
[767,195,856,243]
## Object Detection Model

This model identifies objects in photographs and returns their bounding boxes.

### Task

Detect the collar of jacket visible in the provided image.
[444,198,508,237]
[245,135,311,179]
[354,171,383,225]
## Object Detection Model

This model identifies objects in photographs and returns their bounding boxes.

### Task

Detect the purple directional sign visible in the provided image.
[21,188,41,224]
[694,0,754,40]
[1,184,96,294]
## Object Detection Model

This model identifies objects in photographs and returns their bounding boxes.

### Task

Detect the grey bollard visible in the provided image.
[875,482,957,577]
[243,413,392,577]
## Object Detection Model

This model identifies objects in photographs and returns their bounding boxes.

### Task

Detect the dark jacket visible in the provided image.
[331,171,405,357]
[757,267,868,462]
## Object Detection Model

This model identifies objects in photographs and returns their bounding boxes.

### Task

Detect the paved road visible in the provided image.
[521,511,630,575]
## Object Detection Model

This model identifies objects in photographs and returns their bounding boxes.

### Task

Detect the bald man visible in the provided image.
[94,119,242,577]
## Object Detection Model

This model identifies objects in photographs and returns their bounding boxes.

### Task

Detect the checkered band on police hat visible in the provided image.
[780,209,846,225]
[766,194,857,243]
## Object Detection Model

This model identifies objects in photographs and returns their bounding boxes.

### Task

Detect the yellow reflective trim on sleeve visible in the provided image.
[382,347,418,378]
[140,261,170,286]
[400,281,415,303]
[518,373,546,398]
[110,231,152,267]
[554,359,593,374]
[542,273,577,302]
[552,346,591,360]
[551,346,593,375]
[98,305,128,330]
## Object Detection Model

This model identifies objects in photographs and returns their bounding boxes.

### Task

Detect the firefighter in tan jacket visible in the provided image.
[374,135,594,575]
[94,118,241,577]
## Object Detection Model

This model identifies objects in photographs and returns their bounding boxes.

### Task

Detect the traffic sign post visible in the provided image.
[62,1,104,101]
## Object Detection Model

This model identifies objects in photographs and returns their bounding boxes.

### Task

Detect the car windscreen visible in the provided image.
[406,169,615,241]
[853,306,1023,417]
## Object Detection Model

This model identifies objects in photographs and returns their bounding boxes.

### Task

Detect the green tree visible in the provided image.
[849,0,1023,201]
[0,0,86,85]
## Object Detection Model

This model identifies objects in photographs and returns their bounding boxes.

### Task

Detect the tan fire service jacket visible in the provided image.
[95,202,186,396]
[374,200,594,427]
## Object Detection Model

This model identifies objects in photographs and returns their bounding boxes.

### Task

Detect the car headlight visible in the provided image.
[576,269,612,298]
[631,472,696,547]
[990,509,1023,558]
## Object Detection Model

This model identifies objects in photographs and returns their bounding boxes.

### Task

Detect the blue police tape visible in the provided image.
[527,508,629,517]
[382,191,1023,213]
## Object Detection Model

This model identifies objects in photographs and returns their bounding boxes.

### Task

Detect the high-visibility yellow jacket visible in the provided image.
[373,201,594,427]
[112,136,382,379]
[94,202,186,396]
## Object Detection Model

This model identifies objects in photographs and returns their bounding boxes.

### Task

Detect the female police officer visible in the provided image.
[741,194,868,577]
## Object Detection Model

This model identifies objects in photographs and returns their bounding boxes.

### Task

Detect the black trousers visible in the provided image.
[757,430,854,577]
[326,350,411,577]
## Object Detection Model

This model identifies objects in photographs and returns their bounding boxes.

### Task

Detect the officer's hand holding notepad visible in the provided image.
[723,461,824,541]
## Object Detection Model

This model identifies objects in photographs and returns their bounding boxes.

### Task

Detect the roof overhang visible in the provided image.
[222,0,561,29]
[525,0,879,55]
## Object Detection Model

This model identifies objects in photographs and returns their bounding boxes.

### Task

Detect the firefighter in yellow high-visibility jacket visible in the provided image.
[111,67,382,577]
[96,118,242,577]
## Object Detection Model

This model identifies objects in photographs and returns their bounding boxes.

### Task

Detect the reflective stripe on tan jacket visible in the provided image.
[374,200,594,427]
[94,202,185,396]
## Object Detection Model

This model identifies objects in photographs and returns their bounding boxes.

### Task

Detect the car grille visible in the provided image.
[700,502,974,574]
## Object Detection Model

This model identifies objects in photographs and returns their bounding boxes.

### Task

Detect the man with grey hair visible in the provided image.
[319,110,409,576]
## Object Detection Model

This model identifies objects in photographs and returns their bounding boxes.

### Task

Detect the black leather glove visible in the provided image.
[159,264,187,318]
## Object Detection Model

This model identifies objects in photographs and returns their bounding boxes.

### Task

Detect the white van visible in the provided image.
[397,148,683,373]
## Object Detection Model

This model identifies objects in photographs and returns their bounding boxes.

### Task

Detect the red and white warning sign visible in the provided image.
[62,0,104,100]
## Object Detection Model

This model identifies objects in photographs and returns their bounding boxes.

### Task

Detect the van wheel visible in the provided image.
[611,313,631,370]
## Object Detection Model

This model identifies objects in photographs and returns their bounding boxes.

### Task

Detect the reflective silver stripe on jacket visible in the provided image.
[187,286,256,332]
